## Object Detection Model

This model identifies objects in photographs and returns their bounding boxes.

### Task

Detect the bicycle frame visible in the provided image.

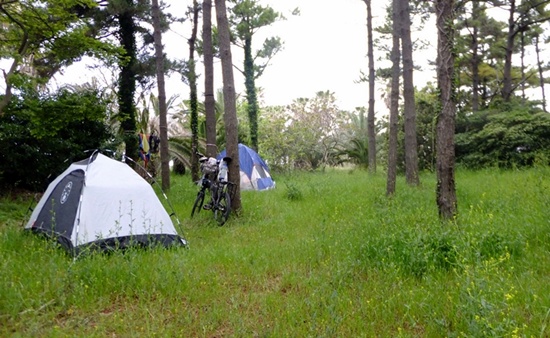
[191,155,233,225]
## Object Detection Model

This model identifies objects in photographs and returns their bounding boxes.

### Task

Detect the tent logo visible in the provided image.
[60,181,73,204]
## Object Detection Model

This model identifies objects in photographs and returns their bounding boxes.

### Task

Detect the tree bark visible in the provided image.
[535,34,547,113]
[470,0,480,112]
[215,0,241,212]
[202,0,218,157]
[151,0,170,191]
[502,0,516,101]
[365,0,377,173]
[0,5,29,116]
[118,0,138,168]
[189,0,200,183]
[387,0,400,197]
[399,0,419,186]
[244,35,259,152]
[435,0,457,220]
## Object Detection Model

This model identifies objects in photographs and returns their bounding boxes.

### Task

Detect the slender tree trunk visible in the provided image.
[215,0,241,212]
[365,0,377,173]
[435,0,457,220]
[471,0,480,112]
[520,27,526,102]
[202,0,217,157]
[189,0,200,183]
[387,0,400,197]
[118,0,138,167]
[535,34,547,113]
[0,6,29,116]
[502,0,516,101]
[244,36,259,151]
[400,0,419,186]
[151,0,170,190]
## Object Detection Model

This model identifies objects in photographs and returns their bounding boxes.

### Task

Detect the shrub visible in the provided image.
[0,89,116,192]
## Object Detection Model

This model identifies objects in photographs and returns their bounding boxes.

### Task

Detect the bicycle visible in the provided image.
[191,153,234,225]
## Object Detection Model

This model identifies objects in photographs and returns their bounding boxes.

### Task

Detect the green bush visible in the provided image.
[456,108,550,169]
[0,89,116,192]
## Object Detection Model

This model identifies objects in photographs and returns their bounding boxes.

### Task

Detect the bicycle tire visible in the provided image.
[214,185,231,226]
[191,190,205,217]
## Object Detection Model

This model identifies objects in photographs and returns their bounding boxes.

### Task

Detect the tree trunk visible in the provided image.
[502,0,516,101]
[365,0,377,173]
[202,0,217,157]
[151,0,170,190]
[471,0,480,112]
[244,35,259,152]
[189,0,200,183]
[399,0,419,186]
[0,5,30,116]
[535,34,547,113]
[215,0,241,212]
[520,25,526,102]
[118,0,138,167]
[435,0,457,220]
[387,0,400,197]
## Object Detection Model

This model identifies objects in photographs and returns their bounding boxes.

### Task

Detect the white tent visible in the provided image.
[25,151,186,255]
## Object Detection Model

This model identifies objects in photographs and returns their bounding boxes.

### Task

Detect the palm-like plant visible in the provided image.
[341,109,370,168]
[344,137,370,168]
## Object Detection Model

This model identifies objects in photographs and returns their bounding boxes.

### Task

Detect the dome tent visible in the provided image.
[25,151,186,256]
[217,144,275,191]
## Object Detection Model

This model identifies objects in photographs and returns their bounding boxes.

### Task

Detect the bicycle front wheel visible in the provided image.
[191,190,205,217]
[214,186,231,226]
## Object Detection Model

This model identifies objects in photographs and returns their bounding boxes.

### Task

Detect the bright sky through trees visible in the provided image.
[163,0,436,112]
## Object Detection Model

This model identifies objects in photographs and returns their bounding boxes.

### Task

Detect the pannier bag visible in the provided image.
[201,157,218,175]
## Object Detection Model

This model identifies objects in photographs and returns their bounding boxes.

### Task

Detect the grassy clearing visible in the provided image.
[1,167,550,337]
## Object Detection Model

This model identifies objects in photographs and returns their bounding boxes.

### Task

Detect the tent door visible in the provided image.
[33,170,85,241]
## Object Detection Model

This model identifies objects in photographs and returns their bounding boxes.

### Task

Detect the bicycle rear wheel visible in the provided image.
[214,185,231,225]
[191,190,205,217]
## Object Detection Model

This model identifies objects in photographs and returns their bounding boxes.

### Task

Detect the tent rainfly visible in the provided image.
[25,151,186,256]
[218,143,275,191]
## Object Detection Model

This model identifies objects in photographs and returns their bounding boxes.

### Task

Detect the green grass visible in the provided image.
[1,167,550,337]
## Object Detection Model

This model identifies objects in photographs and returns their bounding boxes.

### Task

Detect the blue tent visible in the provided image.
[218,144,275,191]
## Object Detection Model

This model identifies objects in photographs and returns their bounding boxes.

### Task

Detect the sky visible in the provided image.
[1,0,440,113]
[159,0,438,112]
[2,1,546,114]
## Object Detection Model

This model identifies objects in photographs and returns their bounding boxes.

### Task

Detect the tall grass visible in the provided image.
[1,167,549,337]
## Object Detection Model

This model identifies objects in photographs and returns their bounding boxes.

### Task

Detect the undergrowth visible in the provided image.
[1,167,549,336]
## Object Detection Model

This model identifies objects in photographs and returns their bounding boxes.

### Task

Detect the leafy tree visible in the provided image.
[290,91,349,169]
[501,0,550,102]
[228,0,283,152]
[78,0,176,167]
[0,0,118,115]
[467,9,506,109]
[456,105,550,168]
[258,105,292,171]
[259,92,354,171]
[0,88,115,192]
